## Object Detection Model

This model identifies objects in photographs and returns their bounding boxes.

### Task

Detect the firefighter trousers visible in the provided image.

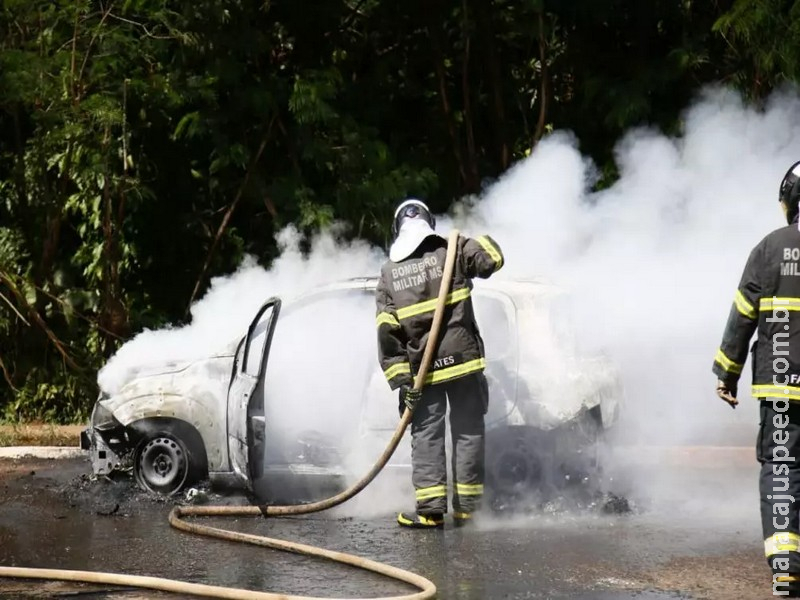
[758,399,800,578]
[409,372,489,515]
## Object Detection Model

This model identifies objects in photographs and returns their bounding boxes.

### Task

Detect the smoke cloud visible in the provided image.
[97,226,384,395]
[450,85,800,447]
[97,85,800,516]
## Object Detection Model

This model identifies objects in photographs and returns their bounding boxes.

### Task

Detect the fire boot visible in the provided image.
[397,512,444,529]
[453,511,473,528]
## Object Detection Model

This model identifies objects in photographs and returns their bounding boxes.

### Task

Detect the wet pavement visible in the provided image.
[0,453,776,599]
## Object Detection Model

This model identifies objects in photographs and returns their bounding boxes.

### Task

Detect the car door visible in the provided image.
[227,297,281,485]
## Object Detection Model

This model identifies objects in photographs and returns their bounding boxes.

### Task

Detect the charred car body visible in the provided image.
[82,277,623,505]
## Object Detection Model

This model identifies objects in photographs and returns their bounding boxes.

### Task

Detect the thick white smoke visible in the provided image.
[451,86,800,447]
[98,226,384,394]
[97,85,800,515]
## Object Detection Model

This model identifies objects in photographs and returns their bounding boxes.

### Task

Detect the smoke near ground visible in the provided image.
[97,85,800,515]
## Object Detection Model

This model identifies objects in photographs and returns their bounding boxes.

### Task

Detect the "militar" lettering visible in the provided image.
[781,248,800,276]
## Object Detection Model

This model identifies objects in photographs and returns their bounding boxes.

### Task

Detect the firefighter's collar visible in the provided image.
[389,218,442,262]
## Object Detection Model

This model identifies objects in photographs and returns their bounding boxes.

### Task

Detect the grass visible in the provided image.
[0,423,86,447]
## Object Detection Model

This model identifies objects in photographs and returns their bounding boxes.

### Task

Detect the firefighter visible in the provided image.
[713,160,800,597]
[376,198,504,528]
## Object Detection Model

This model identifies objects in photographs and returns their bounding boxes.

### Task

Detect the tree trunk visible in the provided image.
[533,11,549,146]
[99,125,128,355]
[187,117,277,312]
[461,0,479,192]
[430,28,469,191]
[479,1,510,170]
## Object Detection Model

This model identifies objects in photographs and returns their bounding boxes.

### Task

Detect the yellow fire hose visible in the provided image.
[0,229,461,600]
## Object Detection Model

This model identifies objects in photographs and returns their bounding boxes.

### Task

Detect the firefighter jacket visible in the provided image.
[713,216,800,399]
[376,233,504,390]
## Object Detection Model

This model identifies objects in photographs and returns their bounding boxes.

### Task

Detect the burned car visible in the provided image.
[82,277,623,504]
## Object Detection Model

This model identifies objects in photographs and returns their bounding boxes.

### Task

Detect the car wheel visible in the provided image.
[134,432,191,496]
[485,426,543,504]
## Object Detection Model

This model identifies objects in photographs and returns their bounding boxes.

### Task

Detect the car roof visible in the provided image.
[289,276,565,304]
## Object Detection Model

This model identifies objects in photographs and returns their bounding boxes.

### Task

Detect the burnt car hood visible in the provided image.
[99,353,235,426]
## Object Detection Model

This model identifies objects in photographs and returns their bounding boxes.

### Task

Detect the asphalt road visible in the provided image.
[0,452,777,599]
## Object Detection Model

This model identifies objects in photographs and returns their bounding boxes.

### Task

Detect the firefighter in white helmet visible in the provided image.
[375,198,504,528]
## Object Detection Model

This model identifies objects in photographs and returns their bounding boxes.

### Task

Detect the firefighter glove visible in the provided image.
[716,378,738,409]
[399,385,422,417]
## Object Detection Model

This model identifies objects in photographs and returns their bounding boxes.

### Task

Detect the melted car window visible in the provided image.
[536,291,581,355]
[472,293,513,360]
[242,303,278,377]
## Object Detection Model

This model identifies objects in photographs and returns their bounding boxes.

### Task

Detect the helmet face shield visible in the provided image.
[392,199,435,237]
[397,203,423,221]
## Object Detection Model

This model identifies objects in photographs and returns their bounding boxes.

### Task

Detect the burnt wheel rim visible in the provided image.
[492,448,542,494]
[136,436,188,495]
[486,429,544,497]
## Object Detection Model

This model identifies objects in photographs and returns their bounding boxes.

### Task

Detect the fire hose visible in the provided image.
[0,229,461,600]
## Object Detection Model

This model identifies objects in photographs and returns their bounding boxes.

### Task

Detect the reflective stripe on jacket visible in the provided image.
[376,233,503,389]
[713,217,800,399]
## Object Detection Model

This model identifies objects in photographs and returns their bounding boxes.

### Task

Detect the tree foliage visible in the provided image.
[0,0,794,421]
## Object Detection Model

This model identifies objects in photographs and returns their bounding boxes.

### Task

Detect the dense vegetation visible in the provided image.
[0,0,796,422]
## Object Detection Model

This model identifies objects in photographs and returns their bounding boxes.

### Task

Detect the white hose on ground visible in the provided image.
[0,229,461,600]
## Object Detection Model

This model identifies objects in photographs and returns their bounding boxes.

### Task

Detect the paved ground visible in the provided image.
[0,452,779,599]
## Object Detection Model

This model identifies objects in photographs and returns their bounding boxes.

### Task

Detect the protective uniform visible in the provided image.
[376,199,504,528]
[712,161,800,596]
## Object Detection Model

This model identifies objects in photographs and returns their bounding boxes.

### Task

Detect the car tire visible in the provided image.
[133,430,194,496]
[485,426,544,506]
